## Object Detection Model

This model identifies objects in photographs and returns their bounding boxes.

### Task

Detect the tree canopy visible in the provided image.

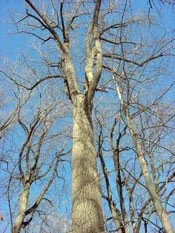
[0,1,175,232]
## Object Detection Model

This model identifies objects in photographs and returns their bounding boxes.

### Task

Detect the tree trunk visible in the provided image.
[12,184,30,233]
[72,94,104,233]
[114,78,174,233]
[126,114,174,233]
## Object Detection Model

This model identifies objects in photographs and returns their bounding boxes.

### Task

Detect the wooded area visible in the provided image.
[0,0,175,232]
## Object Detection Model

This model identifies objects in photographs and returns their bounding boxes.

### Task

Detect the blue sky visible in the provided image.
[0,0,174,59]
[0,1,175,232]
[0,0,26,59]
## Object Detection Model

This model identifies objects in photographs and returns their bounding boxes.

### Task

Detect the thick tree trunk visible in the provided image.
[72,94,104,233]
[12,184,30,233]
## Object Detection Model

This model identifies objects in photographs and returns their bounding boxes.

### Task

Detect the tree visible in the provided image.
[0,72,70,233]
[1,0,175,232]
[20,0,105,232]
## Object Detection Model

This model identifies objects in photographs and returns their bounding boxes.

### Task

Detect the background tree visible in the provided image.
[0,57,71,233]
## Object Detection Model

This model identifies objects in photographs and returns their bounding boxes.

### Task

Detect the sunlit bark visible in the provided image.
[72,94,104,232]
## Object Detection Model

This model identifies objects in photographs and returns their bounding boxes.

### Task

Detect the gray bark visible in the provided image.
[12,184,30,233]
[72,94,104,233]
[114,76,174,233]
[125,111,174,233]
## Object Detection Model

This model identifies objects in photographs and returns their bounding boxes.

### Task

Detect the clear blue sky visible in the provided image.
[0,0,26,59]
[0,0,174,60]
[0,1,175,232]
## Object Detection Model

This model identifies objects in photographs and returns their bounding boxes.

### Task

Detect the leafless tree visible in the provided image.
[0,65,70,233]
[1,0,175,232]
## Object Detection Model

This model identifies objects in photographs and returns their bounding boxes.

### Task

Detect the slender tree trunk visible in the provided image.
[114,77,174,233]
[113,150,129,233]
[72,94,104,233]
[12,184,30,233]
[126,113,174,233]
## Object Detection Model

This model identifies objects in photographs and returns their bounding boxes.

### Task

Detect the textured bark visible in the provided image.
[72,94,104,233]
[12,184,30,233]
[23,2,104,231]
